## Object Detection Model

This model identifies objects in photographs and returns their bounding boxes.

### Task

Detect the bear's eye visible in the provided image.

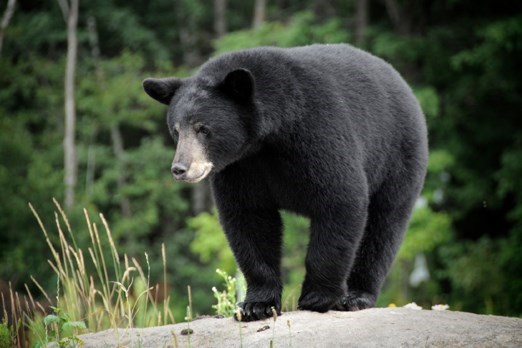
[194,123,210,136]
[171,123,179,134]
[169,124,178,139]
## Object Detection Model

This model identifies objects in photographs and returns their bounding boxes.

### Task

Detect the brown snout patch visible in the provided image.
[172,131,213,183]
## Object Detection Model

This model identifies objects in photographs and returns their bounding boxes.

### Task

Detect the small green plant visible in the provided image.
[42,306,86,347]
[0,318,16,348]
[211,269,241,317]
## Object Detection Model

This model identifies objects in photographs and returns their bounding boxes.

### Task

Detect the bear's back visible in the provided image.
[285,44,385,73]
[202,44,418,126]
[200,44,427,178]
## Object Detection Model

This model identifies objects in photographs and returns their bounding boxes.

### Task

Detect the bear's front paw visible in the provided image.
[234,301,282,322]
[298,290,342,313]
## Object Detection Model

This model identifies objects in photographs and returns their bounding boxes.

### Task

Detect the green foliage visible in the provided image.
[414,87,440,121]
[281,213,309,311]
[0,54,63,287]
[498,228,522,313]
[189,211,235,274]
[0,319,15,348]
[398,205,452,261]
[214,11,349,54]
[369,30,423,69]
[439,238,506,314]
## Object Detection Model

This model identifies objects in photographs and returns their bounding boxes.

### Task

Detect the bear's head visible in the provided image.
[143,69,257,183]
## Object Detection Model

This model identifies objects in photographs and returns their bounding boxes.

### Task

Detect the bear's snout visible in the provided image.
[171,162,188,180]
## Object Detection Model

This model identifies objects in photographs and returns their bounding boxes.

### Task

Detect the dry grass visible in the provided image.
[1,199,175,347]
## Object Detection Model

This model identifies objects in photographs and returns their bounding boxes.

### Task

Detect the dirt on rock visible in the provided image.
[71,307,522,347]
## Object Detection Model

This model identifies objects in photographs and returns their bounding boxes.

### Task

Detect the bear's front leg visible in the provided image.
[212,172,283,322]
[223,208,283,321]
[298,209,367,312]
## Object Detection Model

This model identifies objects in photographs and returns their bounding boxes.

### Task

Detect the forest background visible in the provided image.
[1,0,521,327]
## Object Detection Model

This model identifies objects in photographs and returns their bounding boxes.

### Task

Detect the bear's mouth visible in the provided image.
[182,162,214,183]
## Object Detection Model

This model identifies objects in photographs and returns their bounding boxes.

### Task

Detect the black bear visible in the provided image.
[143,44,428,322]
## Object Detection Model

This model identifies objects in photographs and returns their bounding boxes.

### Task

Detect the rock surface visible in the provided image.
[74,308,521,347]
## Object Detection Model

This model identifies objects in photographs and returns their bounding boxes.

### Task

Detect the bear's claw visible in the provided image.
[338,291,376,311]
[235,301,281,322]
[298,290,376,312]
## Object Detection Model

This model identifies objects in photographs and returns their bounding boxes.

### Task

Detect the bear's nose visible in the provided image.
[171,163,187,179]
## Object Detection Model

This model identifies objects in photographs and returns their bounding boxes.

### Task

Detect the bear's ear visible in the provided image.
[142,77,182,105]
[221,69,255,102]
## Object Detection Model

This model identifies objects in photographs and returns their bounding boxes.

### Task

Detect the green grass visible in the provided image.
[0,317,16,348]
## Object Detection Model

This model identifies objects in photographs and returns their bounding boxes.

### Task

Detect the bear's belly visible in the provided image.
[261,166,331,218]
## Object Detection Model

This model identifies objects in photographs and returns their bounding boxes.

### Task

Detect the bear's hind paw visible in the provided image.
[339,291,376,311]
[297,291,340,313]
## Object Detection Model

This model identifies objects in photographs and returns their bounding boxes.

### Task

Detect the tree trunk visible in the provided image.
[61,0,79,210]
[176,2,203,68]
[87,15,100,60]
[84,15,99,198]
[0,0,16,56]
[312,0,336,21]
[252,0,266,29]
[275,0,288,12]
[87,15,132,217]
[354,0,369,46]
[85,136,96,197]
[213,0,227,38]
[110,124,132,218]
[384,0,409,35]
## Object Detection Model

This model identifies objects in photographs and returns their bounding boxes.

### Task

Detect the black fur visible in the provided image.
[143,44,428,322]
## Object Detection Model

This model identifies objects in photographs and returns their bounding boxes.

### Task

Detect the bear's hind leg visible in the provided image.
[345,184,420,311]
[298,205,368,313]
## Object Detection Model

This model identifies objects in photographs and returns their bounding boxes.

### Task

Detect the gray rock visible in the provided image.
[72,308,522,347]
